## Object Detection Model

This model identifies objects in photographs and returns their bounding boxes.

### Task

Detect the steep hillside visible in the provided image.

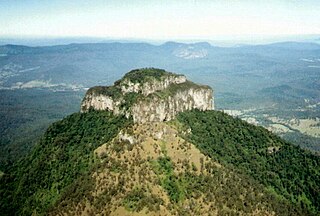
[1,68,319,215]
[0,111,131,215]
[177,110,320,215]
[50,122,299,215]
[2,110,317,215]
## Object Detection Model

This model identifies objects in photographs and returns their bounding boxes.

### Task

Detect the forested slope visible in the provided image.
[177,110,320,215]
[0,111,131,215]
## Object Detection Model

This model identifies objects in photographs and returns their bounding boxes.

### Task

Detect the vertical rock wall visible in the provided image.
[80,69,214,123]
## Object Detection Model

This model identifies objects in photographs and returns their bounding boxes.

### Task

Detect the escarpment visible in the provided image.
[81,68,214,123]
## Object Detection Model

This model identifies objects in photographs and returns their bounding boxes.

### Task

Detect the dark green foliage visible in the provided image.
[120,92,141,111]
[177,170,299,215]
[0,89,84,169]
[152,155,299,215]
[153,156,185,203]
[49,170,95,214]
[0,110,131,215]
[124,187,146,212]
[162,175,184,203]
[166,80,210,93]
[86,85,122,98]
[157,156,174,174]
[121,68,179,84]
[123,187,163,212]
[177,110,320,215]
[151,80,211,100]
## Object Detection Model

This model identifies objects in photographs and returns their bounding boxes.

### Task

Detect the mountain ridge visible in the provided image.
[81,68,213,123]
[0,68,319,215]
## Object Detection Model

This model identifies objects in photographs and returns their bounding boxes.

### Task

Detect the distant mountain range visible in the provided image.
[1,40,320,91]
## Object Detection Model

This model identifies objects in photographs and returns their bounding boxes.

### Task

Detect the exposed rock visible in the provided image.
[131,87,213,123]
[118,131,136,145]
[81,68,213,123]
[81,94,121,113]
[119,74,186,96]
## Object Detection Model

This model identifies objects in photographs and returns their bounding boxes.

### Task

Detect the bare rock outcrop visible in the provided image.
[81,68,214,123]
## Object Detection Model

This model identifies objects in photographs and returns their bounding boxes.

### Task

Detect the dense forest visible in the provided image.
[177,110,320,215]
[0,89,84,169]
[0,110,131,215]
[0,109,319,215]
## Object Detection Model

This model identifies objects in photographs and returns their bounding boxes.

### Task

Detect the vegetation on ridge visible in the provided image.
[0,110,131,215]
[151,80,211,100]
[48,119,306,215]
[83,68,211,115]
[120,68,181,84]
[1,109,319,215]
[0,67,318,215]
[86,68,183,97]
[86,85,122,97]
[177,110,320,215]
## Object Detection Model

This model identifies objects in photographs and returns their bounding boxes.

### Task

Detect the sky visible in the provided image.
[1,0,320,40]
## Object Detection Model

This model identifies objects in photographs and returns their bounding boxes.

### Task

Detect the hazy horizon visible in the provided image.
[1,1,320,41]
[1,34,320,47]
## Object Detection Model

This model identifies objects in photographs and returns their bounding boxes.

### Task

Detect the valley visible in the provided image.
[223,103,320,152]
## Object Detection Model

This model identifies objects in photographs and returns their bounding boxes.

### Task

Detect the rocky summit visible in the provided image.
[2,68,320,216]
[81,68,213,123]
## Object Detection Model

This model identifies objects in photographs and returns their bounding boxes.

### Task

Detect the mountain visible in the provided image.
[81,68,213,123]
[1,68,319,215]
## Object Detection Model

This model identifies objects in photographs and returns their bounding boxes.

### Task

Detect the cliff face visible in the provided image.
[81,94,120,113]
[131,87,212,123]
[81,68,213,123]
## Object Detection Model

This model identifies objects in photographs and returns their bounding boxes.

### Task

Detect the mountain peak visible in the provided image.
[81,68,214,123]
[117,68,185,88]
